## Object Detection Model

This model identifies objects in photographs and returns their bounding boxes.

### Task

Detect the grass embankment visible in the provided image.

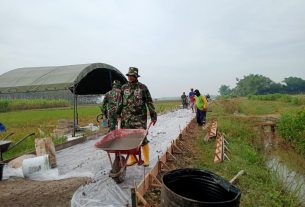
[191,98,302,206]
[246,94,305,155]
[0,99,70,112]
[248,93,305,106]
[0,100,180,159]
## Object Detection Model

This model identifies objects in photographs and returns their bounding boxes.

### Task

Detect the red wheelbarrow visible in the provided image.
[95,121,153,183]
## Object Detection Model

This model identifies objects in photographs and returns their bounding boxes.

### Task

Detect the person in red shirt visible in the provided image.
[189,88,195,112]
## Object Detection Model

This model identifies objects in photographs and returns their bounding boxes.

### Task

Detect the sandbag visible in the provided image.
[8,154,36,168]
[35,138,47,155]
[35,137,57,168]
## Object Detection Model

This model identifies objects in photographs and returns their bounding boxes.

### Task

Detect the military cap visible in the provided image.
[126,67,140,77]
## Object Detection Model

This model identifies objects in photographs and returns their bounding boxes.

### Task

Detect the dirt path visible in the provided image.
[0,177,90,207]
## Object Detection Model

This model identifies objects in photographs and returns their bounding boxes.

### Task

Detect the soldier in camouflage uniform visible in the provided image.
[118,67,157,167]
[181,92,188,108]
[101,80,122,131]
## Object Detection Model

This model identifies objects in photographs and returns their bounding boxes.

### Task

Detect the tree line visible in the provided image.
[219,74,305,96]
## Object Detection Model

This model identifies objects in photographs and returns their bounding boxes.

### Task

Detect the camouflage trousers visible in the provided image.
[108,114,118,131]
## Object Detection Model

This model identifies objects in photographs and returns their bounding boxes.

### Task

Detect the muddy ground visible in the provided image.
[0,177,90,207]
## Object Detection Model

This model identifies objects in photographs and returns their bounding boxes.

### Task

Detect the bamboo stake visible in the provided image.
[230,170,245,184]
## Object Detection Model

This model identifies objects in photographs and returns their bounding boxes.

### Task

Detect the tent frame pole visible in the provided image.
[73,87,76,137]
[76,95,78,126]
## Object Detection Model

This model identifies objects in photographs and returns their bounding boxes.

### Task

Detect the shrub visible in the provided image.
[278,108,305,155]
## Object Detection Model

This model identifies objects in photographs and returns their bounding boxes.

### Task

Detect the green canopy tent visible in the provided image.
[0,63,127,136]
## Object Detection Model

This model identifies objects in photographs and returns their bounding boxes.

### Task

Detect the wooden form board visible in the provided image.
[133,119,193,206]
[214,134,223,163]
[208,121,217,139]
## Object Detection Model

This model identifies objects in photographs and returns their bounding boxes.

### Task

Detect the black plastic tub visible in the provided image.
[0,162,4,181]
[161,168,241,207]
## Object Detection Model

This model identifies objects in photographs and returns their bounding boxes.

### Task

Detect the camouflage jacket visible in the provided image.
[118,81,157,129]
[102,87,122,117]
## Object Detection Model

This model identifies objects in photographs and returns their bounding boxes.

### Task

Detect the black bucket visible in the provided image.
[0,162,4,181]
[161,168,241,207]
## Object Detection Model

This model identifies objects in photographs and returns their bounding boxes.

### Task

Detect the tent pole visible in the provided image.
[73,87,76,137]
[76,95,78,126]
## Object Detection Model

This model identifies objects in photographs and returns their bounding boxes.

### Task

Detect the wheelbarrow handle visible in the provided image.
[8,133,35,150]
[145,121,153,135]
[2,132,14,141]
[117,118,121,129]
[147,121,153,131]
[96,113,103,123]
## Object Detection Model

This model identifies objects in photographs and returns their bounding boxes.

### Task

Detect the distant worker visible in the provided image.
[118,67,157,167]
[181,92,188,109]
[189,88,195,112]
[194,89,208,126]
[101,80,122,131]
[206,94,211,102]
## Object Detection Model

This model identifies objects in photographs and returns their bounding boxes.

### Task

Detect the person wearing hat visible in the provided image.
[118,67,157,167]
[181,92,188,109]
[194,89,208,126]
[101,80,122,131]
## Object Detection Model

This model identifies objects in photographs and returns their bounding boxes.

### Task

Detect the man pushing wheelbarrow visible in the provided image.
[95,67,157,183]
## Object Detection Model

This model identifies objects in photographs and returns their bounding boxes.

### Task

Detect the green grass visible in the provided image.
[248,94,305,106]
[0,99,70,112]
[214,97,302,116]
[0,100,180,159]
[277,108,305,155]
[192,99,302,206]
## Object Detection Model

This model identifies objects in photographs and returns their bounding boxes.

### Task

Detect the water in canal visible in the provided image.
[259,124,305,205]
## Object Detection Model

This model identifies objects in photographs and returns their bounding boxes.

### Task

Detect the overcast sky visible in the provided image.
[0,0,305,98]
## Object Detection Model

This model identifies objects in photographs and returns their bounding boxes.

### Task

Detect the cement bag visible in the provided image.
[45,137,57,168]
[35,137,57,168]
[35,138,47,155]
[22,155,50,178]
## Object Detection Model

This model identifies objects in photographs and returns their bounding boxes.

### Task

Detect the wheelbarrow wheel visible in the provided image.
[110,155,126,183]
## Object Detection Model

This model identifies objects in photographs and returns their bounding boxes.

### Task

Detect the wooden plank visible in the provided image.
[230,170,245,184]
[136,152,167,195]
[172,143,183,154]
[208,121,218,139]
[214,135,223,163]
[55,136,86,151]
[136,191,150,207]
[135,118,195,200]
[166,151,177,162]
[150,173,162,186]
